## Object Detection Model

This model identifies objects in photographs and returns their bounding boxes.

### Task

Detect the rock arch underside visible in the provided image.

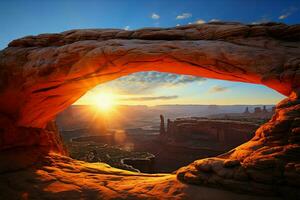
[0,22,300,199]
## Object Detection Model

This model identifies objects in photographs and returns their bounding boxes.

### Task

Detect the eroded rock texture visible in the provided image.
[164,117,258,147]
[0,153,280,200]
[0,22,299,199]
[1,22,300,129]
[177,93,300,197]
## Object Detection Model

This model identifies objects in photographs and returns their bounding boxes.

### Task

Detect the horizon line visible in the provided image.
[72,103,276,107]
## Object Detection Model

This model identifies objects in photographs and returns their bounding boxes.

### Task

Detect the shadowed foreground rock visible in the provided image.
[0,22,299,199]
[0,153,281,200]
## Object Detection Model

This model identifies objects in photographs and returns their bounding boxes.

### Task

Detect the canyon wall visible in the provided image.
[177,95,300,197]
[162,117,259,149]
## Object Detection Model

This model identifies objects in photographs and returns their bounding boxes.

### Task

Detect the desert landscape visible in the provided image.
[0,1,299,200]
[56,104,272,173]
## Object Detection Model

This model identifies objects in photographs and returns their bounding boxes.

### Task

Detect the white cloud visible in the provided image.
[120,95,178,101]
[195,19,206,24]
[124,26,130,30]
[278,6,297,20]
[279,14,288,20]
[176,13,192,20]
[210,86,229,93]
[151,13,160,19]
[96,72,206,95]
[176,24,180,27]
[210,19,220,22]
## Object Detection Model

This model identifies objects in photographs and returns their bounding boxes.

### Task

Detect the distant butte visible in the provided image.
[0,22,299,199]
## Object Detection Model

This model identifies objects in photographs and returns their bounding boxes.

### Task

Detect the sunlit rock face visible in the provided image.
[0,22,299,199]
[1,22,300,128]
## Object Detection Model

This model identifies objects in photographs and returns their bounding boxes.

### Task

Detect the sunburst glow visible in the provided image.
[92,92,116,111]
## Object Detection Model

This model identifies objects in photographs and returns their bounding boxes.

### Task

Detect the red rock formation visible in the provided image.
[244,107,250,114]
[164,118,258,148]
[0,22,299,198]
[0,152,280,200]
[1,22,299,129]
[254,107,263,113]
[177,93,300,197]
[160,114,166,135]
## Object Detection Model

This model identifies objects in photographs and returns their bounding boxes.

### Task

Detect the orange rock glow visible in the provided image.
[0,22,299,199]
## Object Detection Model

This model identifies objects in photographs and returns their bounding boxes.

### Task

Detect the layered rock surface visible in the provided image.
[0,22,299,199]
[0,153,280,200]
[163,117,259,148]
[177,94,300,198]
[1,22,300,128]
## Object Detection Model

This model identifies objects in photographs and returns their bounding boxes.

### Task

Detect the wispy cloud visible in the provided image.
[176,13,192,20]
[96,72,206,95]
[119,72,205,85]
[124,26,130,30]
[209,19,220,22]
[184,19,206,25]
[278,6,298,19]
[195,19,206,24]
[151,13,160,19]
[210,86,229,93]
[120,95,178,101]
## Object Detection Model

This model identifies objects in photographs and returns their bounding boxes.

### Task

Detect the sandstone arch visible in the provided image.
[0,22,299,199]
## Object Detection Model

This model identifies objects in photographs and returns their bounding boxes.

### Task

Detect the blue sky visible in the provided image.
[1,0,299,49]
[1,0,299,105]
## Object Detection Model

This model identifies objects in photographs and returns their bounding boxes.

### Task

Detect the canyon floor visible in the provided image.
[0,152,281,200]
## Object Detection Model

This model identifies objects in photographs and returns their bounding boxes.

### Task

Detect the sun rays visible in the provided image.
[92,92,117,112]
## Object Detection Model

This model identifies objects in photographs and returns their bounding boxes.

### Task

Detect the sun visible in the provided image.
[93,92,116,111]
